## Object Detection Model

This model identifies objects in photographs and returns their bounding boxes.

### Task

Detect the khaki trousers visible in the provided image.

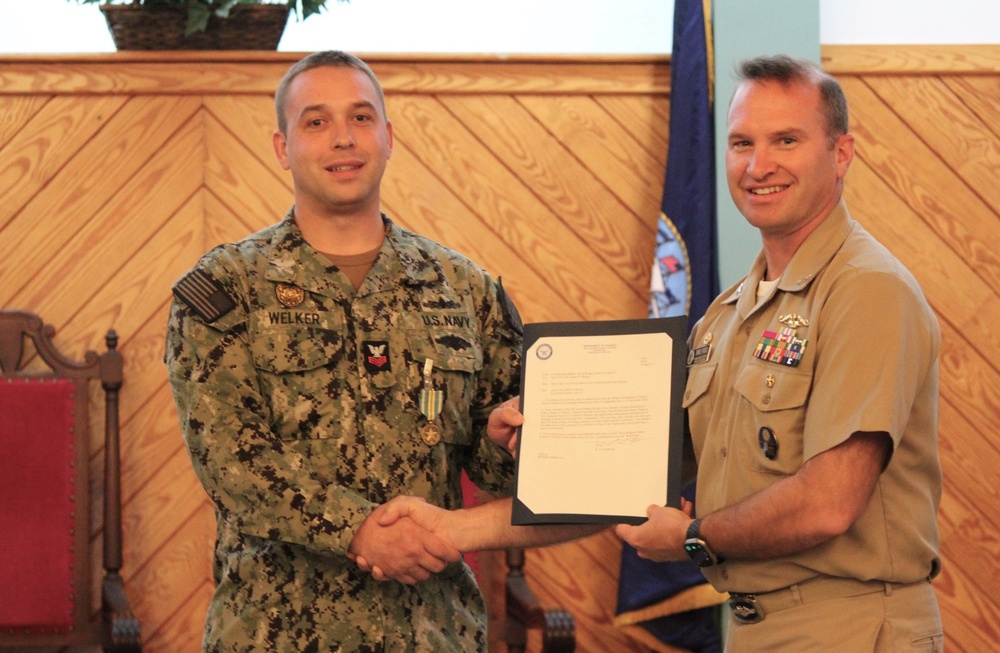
[724,579,943,652]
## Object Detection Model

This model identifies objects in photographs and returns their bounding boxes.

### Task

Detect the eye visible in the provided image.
[353,113,372,123]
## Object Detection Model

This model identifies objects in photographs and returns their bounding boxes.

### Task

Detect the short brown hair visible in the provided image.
[734,54,849,146]
[274,50,386,134]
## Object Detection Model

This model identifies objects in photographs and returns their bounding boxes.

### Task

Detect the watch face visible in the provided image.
[685,541,716,567]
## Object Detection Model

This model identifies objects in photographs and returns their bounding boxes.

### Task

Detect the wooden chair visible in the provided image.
[0,309,141,652]
[504,548,575,653]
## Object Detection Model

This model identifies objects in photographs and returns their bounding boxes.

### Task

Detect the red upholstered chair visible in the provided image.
[0,309,140,652]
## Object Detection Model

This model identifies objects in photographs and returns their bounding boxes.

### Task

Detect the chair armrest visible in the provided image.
[103,573,142,652]
[504,548,575,653]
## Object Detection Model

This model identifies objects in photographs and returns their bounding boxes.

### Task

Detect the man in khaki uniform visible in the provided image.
[614,55,943,652]
[166,51,530,652]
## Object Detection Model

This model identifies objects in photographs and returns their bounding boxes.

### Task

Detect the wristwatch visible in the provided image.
[684,518,723,567]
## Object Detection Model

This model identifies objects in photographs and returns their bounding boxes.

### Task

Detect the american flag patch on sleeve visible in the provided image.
[172,268,236,323]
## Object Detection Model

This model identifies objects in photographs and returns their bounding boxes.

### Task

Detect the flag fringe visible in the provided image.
[614,583,728,627]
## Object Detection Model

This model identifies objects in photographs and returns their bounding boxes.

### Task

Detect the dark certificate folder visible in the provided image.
[512,317,687,526]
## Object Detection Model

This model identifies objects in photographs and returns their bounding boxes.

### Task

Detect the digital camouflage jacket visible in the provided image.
[165,212,522,652]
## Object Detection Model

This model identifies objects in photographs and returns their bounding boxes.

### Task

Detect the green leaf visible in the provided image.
[185,4,212,35]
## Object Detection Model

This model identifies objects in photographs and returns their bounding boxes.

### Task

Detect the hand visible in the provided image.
[376,495,450,532]
[614,497,694,562]
[349,500,461,584]
[488,396,523,457]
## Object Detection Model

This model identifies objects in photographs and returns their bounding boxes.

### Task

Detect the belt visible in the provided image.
[727,577,919,624]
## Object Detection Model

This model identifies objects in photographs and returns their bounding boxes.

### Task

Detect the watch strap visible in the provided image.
[686,518,702,541]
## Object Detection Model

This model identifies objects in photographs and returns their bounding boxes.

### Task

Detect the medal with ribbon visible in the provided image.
[419,358,443,444]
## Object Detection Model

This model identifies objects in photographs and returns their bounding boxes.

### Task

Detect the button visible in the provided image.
[761,396,771,405]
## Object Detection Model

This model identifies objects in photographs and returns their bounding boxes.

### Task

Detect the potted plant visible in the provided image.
[72,1,339,50]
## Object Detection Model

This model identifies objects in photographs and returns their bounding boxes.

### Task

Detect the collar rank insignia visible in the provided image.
[276,283,305,308]
[753,326,808,367]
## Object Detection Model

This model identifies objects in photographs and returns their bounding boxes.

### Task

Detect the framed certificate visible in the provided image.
[511,317,687,525]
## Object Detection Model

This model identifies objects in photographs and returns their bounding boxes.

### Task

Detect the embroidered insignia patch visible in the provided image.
[363,341,391,373]
[753,327,808,367]
[172,268,236,323]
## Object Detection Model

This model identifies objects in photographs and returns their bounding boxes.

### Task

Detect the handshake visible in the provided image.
[347,397,524,584]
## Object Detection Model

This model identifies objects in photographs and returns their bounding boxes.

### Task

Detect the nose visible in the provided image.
[746,146,776,179]
[329,121,355,149]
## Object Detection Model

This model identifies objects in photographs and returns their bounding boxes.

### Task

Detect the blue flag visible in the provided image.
[616,0,724,651]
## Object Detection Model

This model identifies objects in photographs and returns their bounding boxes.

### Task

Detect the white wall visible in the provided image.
[0,0,997,55]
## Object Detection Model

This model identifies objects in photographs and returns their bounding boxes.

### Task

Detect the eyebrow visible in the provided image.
[299,100,379,117]
[727,127,808,141]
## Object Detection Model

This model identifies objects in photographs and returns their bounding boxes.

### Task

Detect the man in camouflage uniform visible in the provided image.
[166,51,523,652]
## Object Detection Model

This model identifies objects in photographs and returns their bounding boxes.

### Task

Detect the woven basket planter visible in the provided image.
[100,4,291,50]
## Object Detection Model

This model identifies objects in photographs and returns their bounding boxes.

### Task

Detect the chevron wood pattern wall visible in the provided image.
[0,46,996,653]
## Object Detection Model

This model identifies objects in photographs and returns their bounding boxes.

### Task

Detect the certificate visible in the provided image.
[511,317,687,525]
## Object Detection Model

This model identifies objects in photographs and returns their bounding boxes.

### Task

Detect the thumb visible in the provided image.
[376,496,425,526]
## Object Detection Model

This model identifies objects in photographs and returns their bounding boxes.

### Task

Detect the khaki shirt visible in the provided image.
[165,212,522,652]
[684,201,942,593]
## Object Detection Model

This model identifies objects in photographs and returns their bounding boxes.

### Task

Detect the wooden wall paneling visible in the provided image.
[517,95,665,230]
[821,44,1000,75]
[0,95,51,149]
[0,95,126,231]
[371,59,670,96]
[844,126,1000,367]
[204,109,294,228]
[943,75,1000,146]
[0,96,201,307]
[0,60,289,96]
[865,75,1000,214]
[938,556,1000,653]
[387,94,641,321]
[203,189,277,254]
[119,405,213,609]
[10,119,204,331]
[379,140,580,324]
[202,94,283,181]
[593,95,671,164]
[840,77,1000,296]
[131,507,215,649]
[440,95,658,297]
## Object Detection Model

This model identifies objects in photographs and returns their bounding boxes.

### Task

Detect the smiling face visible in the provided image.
[273,65,393,221]
[726,78,854,248]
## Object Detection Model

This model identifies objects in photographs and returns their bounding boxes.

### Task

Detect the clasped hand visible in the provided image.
[348,497,459,584]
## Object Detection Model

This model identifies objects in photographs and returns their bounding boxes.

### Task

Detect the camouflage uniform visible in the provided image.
[165,211,522,652]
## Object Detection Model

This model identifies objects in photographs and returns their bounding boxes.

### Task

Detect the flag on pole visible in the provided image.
[648,0,719,333]
[616,0,725,650]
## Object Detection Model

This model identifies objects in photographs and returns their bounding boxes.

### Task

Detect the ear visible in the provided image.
[385,119,394,159]
[273,129,290,171]
[834,132,855,179]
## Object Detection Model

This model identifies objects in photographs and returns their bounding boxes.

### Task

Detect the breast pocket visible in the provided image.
[406,325,483,446]
[250,312,346,441]
[733,362,811,475]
